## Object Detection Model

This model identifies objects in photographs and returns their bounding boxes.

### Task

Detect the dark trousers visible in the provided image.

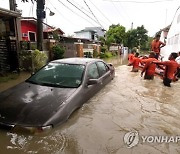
[144,74,154,80]
[176,68,180,78]
[163,78,172,87]
[155,53,159,60]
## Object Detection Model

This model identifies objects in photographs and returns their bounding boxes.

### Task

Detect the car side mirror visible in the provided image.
[87,79,98,85]
[108,63,113,67]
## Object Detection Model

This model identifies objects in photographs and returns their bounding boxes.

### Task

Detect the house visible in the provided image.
[74,27,106,41]
[43,27,64,39]
[160,6,180,60]
[0,7,21,72]
[20,17,64,42]
[158,24,171,43]
[59,36,101,58]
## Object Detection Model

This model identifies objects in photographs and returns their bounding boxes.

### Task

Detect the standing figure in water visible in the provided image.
[141,52,158,80]
[151,34,166,60]
[128,50,135,66]
[131,52,141,72]
[154,53,179,87]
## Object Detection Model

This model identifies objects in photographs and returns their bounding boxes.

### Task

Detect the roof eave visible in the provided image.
[0,7,21,17]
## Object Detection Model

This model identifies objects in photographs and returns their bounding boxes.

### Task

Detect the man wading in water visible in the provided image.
[153,53,179,87]
[141,52,158,80]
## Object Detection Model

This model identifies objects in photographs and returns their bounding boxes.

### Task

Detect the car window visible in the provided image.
[88,63,99,79]
[96,61,108,76]
[26,62,85,88]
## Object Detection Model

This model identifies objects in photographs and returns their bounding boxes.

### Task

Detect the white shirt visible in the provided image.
[175,56,180,64]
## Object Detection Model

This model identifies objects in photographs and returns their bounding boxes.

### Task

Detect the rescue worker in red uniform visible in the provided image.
[141,52,158,80]
[154,52,180,87]
[128,50,135,66]
[151,34,166,59]
[131,52,141,72]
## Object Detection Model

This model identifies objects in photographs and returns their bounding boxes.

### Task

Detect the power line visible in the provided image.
[66,0,102,26]
[88,0,113,25]
[108,0,128,23]
[47,0,78,26]
[48,0,96,27]
[115,1,132,24]
[83,0,104,28]
[57,0,97,26]
[71,0,92,14]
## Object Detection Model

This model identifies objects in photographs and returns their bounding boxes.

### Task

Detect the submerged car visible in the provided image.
[0,58,115,132]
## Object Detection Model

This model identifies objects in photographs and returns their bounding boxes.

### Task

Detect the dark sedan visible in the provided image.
[0,58,115,132]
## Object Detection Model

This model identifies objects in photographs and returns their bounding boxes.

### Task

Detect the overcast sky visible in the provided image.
[1,0,180,36]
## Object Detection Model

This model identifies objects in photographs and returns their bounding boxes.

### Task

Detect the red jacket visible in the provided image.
[132,57,141,69]
[128,54,134,63]
[142,58,158,76]
[155,60,179,79]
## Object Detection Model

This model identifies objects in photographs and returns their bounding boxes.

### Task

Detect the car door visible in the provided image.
[96,61,112,86]
[82,62,101,102]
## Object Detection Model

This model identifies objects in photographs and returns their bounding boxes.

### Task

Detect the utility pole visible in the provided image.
[9,0,16,11]
[36,0,46,51]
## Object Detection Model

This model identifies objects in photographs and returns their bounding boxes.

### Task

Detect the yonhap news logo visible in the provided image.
[123,131,139,148]
[124,131,180,148]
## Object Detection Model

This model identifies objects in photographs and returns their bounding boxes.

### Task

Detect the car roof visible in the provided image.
[51,58,103,65]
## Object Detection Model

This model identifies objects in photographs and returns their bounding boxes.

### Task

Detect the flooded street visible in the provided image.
[0,55,180,154]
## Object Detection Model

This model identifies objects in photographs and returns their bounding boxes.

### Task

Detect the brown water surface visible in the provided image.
[0,55,180,154]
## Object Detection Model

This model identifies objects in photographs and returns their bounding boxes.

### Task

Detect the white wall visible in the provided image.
[161,7,180,60]
[0,0,10,10]
[75,31,91,39]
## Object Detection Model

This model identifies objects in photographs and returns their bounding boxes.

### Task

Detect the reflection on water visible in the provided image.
[0,55,180,154]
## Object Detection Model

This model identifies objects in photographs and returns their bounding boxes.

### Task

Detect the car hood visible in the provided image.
[0,82,77,126]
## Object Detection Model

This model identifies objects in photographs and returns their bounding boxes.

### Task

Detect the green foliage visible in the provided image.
[32,49,48,72]
[99,52,113,59]
[99,36,106,46]
[125,25,148,50]
[101,46,108,53]
[106,24,126,47]
[105,24,149,51]
[52,31,60,40]
[52,45,65,60]
[19,49,47,72]
[19,51,33,71]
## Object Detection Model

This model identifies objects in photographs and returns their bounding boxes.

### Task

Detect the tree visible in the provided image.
[105,24,126,48]
[136,25,148,50]
[125,25,148,50]
[52,45,65,60]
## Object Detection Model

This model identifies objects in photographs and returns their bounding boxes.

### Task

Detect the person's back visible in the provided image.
[163,60,179,80]
[141,52,158,79]
[128,51,135,65]
[131,52,141,72]
[154,52,179,87]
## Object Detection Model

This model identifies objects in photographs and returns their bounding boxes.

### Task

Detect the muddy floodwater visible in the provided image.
[0,55,180,154]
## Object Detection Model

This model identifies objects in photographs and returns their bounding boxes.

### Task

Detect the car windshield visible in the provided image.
[26,62,85,88]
